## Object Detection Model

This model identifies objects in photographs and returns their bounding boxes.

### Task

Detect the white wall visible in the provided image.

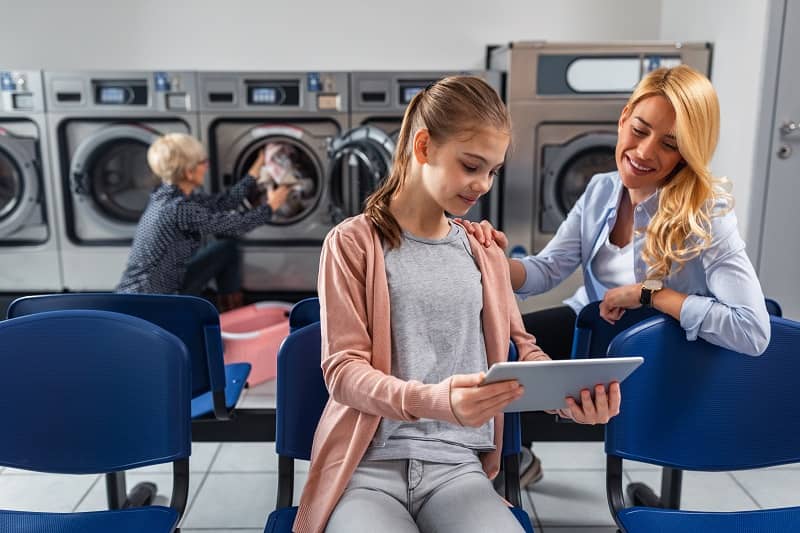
[2,0,662,70]
[660,0,771,238]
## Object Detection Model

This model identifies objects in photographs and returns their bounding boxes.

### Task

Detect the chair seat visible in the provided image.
[0,506,179,533]
[618,505,800,532]
[191,362,251,418]
[264,506,534,532]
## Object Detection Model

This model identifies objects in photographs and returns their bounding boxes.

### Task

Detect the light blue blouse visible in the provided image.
[515,171,771,356]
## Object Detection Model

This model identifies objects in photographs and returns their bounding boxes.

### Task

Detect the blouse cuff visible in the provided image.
[679,294,714,341]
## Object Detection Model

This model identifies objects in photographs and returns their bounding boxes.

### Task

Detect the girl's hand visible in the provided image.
[599,284,642,324]
[454,218,509,250]
[562,382,621,424]
[449,373,523,427]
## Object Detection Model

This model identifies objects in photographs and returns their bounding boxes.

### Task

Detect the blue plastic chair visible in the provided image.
[288,296,321,333]
[571,301,661,360]
[605,315,800,532]
[7,293,250,508]
[7,293,249,419]
[571,298,783,507]
[0,309,191,533]
[265,321,534,532]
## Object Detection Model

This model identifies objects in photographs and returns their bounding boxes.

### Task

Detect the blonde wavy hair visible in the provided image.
[363,75,511,249]
[147,132,207,185]
[630,65,733,279]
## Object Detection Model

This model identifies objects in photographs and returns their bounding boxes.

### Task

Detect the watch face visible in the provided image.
[643,279,663,290]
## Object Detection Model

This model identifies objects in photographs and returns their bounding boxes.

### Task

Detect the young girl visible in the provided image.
[117,133,289,309]
[295,76,621,533]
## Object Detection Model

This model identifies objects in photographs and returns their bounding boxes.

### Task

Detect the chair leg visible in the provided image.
[106,472,127,510]
[660,467,682,509]
[503,452,522,509]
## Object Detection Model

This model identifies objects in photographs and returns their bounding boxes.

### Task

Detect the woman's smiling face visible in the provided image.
[616,95,684,195]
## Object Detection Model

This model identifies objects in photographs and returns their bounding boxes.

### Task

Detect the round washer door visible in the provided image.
[328,125,394,223]
[540,132,617,233]
[70,124,161,224]
[0,131,40,238]
[228,125,325,226]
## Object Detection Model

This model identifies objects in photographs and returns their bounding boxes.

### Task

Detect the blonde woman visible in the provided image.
[462,65,771,487]
[117,133,289,309]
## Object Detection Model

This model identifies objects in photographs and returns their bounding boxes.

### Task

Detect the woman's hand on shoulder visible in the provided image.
[561,382,621,424]
[454,218,508,250]
[449,373,523,427]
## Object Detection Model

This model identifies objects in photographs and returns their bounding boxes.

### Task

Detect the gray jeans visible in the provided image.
[325,458,526,533]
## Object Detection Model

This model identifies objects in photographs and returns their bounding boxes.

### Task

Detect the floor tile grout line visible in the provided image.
[70,474,102,512]
[182,443,224,522]
[726,471,763,509]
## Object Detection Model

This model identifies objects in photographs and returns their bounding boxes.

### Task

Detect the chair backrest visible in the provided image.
[275,321,328,460]
[572,298,782,358]
[605,315,800,470]
[8,293,224,403]
[571,301,661,358]
[765,297,783,317]
[0,309,191,474]
[289,297,320,333]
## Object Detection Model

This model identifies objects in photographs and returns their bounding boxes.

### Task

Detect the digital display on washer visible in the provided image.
[251,87,278,104]
[93,79,147,105]
[401,86,424,105]
[99,87,127,104]
[245,80,299,106]
[398,79,437,105]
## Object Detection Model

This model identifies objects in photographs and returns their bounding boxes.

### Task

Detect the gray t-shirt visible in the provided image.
[363,222,495,464]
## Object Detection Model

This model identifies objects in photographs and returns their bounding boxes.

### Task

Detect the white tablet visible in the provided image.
[481,356,644,412]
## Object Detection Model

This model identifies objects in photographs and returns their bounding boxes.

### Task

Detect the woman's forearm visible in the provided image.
[652,287,687,321]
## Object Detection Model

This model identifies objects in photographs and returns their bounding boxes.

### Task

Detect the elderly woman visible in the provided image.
[117,133,289,310]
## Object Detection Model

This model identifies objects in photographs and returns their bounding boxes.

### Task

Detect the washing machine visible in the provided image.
[349,70,504,227]
[45,71,200,290]
[489,42,712,310]
[199,71,355,292]
[0,70,62,291]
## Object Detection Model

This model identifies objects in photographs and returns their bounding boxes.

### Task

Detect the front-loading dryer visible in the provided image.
[45,71,199,290]
[198,71,351,293]
[348,70,504,227]
[0,69,62,291]
[489,42,712,310]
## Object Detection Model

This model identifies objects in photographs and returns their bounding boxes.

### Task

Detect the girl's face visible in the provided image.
[616,95,684,195]
[418,127,509,217]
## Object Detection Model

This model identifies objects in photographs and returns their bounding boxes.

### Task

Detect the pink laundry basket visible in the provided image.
[219,301,292,386]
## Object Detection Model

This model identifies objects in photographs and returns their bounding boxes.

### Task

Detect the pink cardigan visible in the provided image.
[293,215,546,533]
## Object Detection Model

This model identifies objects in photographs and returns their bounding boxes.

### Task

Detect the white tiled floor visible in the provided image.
[1,383,797,532]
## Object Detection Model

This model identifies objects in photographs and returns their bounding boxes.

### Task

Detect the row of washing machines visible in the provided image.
[0,42,711,300]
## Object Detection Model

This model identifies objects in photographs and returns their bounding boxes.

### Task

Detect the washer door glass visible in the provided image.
[329,125,394,222]
[71,124,161,224]
[0,148,21,220]
[557,147,616,214]
[88,139,157,223]
[234,136,322,225]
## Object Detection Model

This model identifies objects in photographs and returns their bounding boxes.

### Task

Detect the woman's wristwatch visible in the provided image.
[639,279,664,307]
